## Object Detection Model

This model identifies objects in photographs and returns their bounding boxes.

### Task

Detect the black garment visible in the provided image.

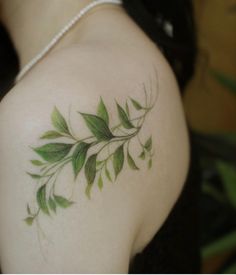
[129,138,201,273]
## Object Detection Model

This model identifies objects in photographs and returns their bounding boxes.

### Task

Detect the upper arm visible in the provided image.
[0,49,189,273]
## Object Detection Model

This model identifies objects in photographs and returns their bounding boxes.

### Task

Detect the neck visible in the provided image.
[1,0,122,68]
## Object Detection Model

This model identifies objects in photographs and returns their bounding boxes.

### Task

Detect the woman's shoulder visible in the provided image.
[1,33,181,118]
[0,38,189,272]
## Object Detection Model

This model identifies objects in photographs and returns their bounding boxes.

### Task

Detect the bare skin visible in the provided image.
[1,0,96,68]
[0,0,190,273]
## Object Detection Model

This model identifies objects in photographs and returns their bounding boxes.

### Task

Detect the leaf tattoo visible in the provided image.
[116,103,135,129]
[33,143,73,163]
[72,142,90,179]
[97,97,109,125]
[85,154,97,185]
[25,88,157,225]
[80,113,114,141]
[51,107,70,135]
[113,144,124,179]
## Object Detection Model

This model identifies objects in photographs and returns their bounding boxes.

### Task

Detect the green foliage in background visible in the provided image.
[197,69,236,273]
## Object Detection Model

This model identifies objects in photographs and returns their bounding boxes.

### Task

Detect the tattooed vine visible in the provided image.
[25,88,157,226]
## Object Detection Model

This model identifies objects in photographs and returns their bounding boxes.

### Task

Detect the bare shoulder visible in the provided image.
[0,42,189,272]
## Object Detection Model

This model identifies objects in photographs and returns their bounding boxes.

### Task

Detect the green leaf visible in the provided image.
[98,175,103,190]
[216,161,236,208]
[26,172,52,180]
[130,98,143,110]
[31,160,45,166]
[54,195,74,208]
[72,142,90,179]
[209,69,236,95]
[51,107,70,134]
[26,172,42,179]
[37,185,49,215]
[85,154,97,185]
[202,230,236,259]
[80,113,114,141]
[113,144,124,178]
[33,143,73,163]
[40,131,64,139]
[105,167,112,182]
[222,262,236,274]
[127,151,139,170]
[202,182,227,203]
[148,158,152,169]
[144,136,152,152]
[116,103,134,129]
[48,197,57,213]
[27,204,32,215]
[24,217,34,226]
[85,184,92,199]
[96,160,103,166]
[125,102,130,117]
[139,151,146,160]
[97,97,109,125]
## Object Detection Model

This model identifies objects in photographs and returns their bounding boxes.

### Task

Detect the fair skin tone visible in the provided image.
[0,0,189,273]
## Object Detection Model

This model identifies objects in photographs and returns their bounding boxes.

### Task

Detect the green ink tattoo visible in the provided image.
[24,87,157,226]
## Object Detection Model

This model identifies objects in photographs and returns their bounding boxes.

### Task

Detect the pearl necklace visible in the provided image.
[16,0,123,82]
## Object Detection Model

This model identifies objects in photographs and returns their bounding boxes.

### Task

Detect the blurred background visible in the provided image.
[0,0,236,273]
[124,0,236,272]
[185,0,236,273]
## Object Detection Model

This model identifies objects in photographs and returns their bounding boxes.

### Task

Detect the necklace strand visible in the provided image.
[16,0,122,83]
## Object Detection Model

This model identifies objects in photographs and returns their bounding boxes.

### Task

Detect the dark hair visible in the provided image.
[123,0,197,90]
